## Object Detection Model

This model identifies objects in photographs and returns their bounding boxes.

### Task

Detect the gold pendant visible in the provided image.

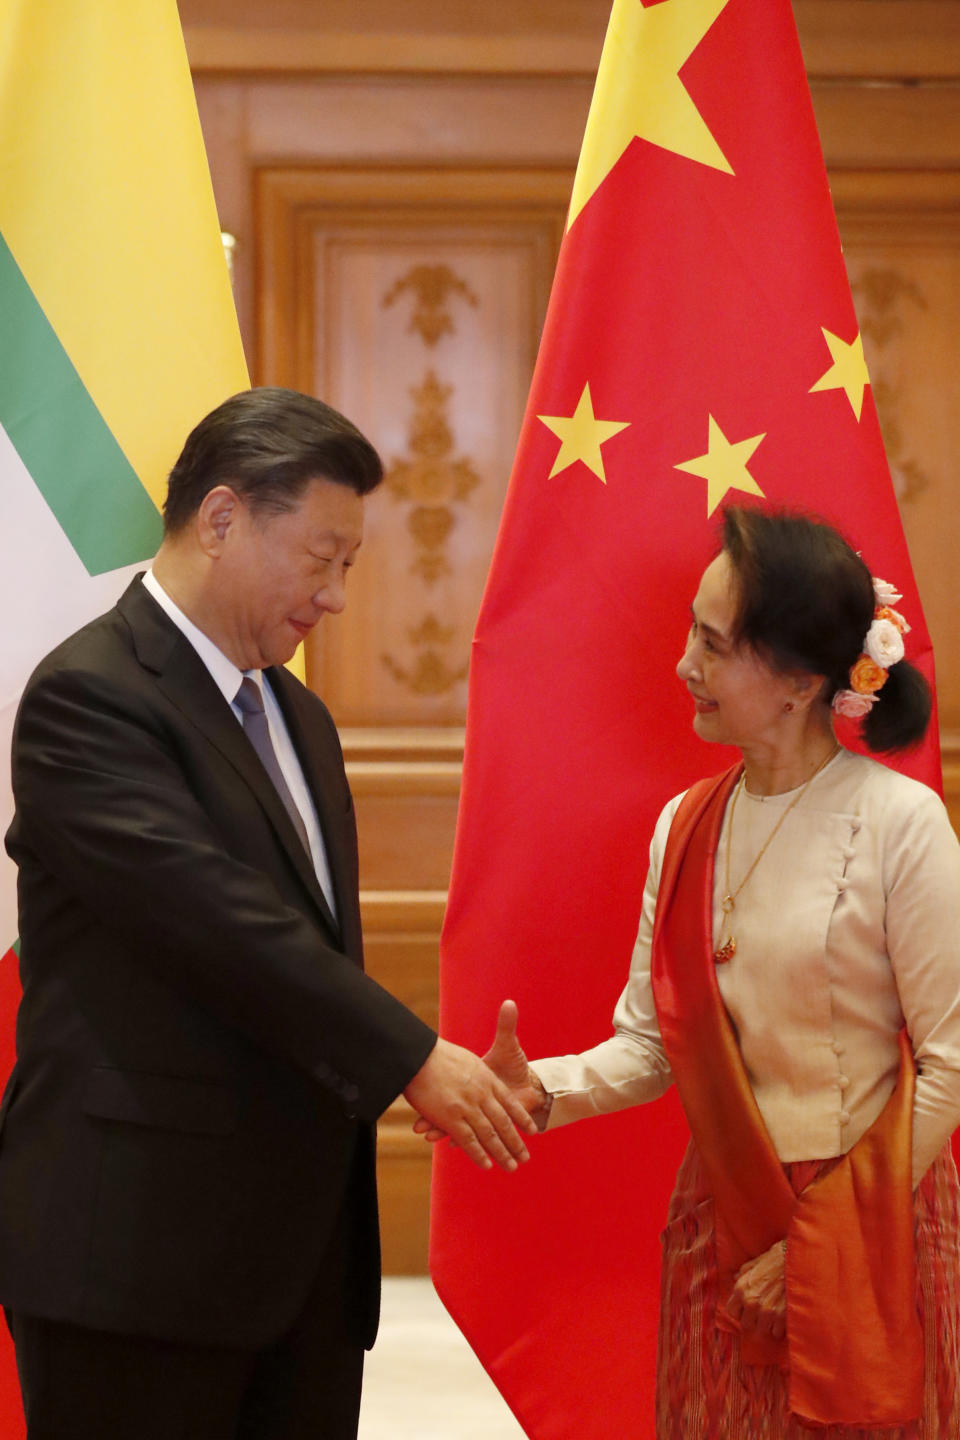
[715,894,736,961]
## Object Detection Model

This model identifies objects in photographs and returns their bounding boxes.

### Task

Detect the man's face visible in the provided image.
[215,475,364,670]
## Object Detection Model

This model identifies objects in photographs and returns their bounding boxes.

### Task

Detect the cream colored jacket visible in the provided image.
[532,750,960,1185]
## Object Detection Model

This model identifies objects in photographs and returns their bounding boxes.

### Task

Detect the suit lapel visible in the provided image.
[266,666,360,961]
[118,579,340,939]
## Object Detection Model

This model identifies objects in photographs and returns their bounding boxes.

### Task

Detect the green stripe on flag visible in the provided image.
[0,232,163,575]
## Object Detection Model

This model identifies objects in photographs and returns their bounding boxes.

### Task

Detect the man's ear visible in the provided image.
[196,485,240,556]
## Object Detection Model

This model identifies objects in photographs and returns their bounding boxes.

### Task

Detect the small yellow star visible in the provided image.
[809,328,871,420]
[568,0,734,230]
[538,384,631,484]
[675,415,766,516]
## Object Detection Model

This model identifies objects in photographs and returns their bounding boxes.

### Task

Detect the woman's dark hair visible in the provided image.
[721,506,931,753]
[163,387,383,534]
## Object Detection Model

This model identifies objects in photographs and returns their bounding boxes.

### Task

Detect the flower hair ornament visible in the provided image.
[832,577,911,718]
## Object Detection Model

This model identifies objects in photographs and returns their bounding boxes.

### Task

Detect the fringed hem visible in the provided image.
[656,1143,960,1439]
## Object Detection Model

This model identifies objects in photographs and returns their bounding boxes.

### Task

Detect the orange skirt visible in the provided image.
[657,1142,960,1439]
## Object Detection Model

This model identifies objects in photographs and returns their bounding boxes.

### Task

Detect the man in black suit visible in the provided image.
[0,388,534,1439]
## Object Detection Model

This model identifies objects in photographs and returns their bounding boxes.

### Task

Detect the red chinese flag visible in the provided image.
[430,0,940,1437]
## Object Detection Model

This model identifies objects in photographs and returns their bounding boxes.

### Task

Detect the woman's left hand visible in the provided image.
[726,1240,787,1340]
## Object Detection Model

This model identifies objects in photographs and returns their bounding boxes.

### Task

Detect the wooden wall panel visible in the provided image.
[832,171,960,829]
[835,172,960,735]
[360,896,446,1033]
[352,792,458,892]
[361,892,446,1272]
[182,1,960,81]
[946,748,960,840]
[257,166,567,729]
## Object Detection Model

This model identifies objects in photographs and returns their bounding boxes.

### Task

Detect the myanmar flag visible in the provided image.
[0,3,248,1428]
[431,1,939,1437]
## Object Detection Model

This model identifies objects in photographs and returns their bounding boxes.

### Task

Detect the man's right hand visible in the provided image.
[403,1034,538,1173]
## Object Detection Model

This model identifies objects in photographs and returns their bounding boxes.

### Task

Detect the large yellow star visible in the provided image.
[538,383,631,484]
[809,328,871,420]
[675,415,766,515]
[568,0,734,230]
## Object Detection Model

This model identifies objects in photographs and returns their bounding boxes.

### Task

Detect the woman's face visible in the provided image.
[676,552,802,750]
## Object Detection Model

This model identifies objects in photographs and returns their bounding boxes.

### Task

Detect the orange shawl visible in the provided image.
[650,766,923,1427]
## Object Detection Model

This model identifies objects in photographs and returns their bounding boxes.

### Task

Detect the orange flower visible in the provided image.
[875,605,909,635]
[850,654,888,695]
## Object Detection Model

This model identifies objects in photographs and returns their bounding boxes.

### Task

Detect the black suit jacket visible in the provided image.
[0,577,435,1348]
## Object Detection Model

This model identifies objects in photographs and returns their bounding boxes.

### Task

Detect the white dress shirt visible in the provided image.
[141,569,338,918]
[532,749,960,1186]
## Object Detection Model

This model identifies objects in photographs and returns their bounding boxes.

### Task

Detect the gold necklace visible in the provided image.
[713,745,840,965]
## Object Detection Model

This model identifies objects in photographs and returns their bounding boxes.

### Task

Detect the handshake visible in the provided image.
[402,1000,547,1173]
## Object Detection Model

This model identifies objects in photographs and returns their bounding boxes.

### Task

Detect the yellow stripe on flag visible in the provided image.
[0,0,248,508]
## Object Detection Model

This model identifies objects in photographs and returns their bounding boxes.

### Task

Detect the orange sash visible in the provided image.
[650,766,923,1427]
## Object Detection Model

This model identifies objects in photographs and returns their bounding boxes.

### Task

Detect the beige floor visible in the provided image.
[358,1277,527,1439]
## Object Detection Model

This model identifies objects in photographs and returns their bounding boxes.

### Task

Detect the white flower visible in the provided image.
[864,617,905,668]
[872,577,903,607]
[832,689,878,718]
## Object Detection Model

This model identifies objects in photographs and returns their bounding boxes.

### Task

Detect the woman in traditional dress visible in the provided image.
[465,508,960,1437]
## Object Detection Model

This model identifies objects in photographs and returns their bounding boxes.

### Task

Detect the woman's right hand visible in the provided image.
[483,999,536,1087]
[412,999,548,1142]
